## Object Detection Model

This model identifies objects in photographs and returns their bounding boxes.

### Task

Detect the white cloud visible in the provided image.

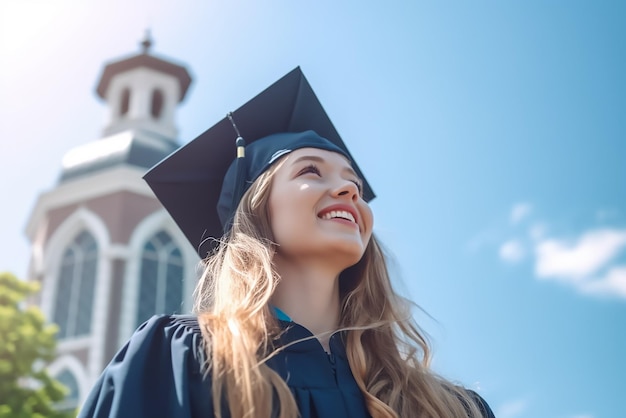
[493,203,626,300]
[511,203,532,225]
[535,229,626,280]
[499,240,525,263]
[495,399,528,418]
[579,266,626,298]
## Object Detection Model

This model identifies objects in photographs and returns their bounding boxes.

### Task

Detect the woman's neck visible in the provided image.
[271,256,341,352]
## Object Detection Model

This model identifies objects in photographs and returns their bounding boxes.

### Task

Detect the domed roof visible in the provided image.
[59,131,178,183]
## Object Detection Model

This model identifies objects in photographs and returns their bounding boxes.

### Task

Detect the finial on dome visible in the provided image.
[140,29,153,53]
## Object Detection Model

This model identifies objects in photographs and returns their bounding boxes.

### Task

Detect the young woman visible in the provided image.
[78,69,495,418]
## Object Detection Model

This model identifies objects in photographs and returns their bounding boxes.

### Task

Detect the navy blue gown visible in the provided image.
[78,315,494,417]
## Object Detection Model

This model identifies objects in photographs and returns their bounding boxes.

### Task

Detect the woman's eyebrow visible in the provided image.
[292,155,325,165]
[291,155,359,178]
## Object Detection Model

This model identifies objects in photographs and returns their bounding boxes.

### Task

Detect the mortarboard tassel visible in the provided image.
[227,112,247,215]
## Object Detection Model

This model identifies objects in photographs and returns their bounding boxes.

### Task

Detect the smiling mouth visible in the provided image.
[320,210,356,223]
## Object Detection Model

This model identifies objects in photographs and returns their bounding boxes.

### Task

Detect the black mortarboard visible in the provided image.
[144,67,375,258]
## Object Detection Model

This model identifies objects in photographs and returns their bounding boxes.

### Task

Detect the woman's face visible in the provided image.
[268,147,373,266]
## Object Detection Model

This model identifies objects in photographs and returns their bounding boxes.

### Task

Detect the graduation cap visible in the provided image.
[144,67,375,258]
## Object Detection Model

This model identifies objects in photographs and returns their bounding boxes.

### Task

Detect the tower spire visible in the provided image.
[140,29,152,54]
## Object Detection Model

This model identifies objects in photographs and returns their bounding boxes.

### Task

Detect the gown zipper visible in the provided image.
[327,352,337,378]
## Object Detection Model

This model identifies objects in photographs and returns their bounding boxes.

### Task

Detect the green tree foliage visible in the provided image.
[0,272,74,418]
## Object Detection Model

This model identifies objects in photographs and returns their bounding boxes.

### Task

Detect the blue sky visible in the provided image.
[1,1,625,417]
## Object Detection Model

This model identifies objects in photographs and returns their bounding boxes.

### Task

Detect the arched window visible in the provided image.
[150,89,164,119]
[136,231,183,327]
[55,369,80,413]
[120,88,130,116]
[53,231,98,339]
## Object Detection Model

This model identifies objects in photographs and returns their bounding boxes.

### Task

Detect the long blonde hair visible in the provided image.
[193,161,484,418]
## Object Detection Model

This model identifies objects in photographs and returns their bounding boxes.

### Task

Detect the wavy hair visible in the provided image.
[193,160,484,418]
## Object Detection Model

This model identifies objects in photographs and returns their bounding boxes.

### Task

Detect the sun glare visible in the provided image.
[1,1,73,56]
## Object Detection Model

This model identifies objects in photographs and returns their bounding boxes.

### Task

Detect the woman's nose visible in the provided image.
[332,179,359,201]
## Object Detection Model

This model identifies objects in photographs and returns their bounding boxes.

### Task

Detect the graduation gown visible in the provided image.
[79,315,495,418]
[79,315,369,418]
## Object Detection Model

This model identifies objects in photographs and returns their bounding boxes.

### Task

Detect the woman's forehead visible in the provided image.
[284,147,353,168]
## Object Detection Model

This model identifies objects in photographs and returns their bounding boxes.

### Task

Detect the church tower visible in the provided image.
[25,35,199,411]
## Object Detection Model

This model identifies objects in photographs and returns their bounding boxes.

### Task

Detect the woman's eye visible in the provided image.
[298,164,321,176]
[352,179,363,194]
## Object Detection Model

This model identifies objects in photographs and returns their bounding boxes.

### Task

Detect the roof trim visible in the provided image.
[96,53,192,101]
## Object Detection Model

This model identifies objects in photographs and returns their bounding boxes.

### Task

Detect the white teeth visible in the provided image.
[321,210,355,223]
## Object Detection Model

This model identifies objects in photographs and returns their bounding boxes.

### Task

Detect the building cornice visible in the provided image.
[26,165,156,240]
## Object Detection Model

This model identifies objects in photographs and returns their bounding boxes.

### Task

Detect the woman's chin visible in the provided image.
[275,239,365,267]
[318,240,367,268]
